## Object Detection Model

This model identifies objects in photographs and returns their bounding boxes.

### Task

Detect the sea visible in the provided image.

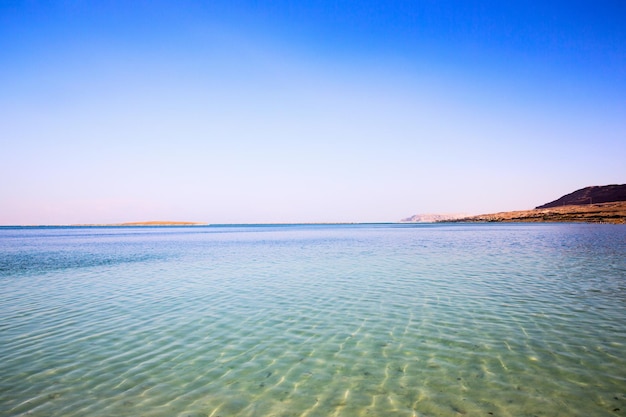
[1,223,625,417]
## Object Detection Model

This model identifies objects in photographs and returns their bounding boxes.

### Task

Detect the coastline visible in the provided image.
[448,201,626,224]
[4,201,626,227]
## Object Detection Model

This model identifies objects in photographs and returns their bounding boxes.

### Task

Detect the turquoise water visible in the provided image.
[1,223,625,417]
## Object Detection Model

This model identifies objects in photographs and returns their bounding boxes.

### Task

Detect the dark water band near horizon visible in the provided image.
[1,223,625,417]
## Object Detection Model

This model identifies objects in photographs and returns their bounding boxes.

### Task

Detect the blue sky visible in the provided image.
[1,1,625,224]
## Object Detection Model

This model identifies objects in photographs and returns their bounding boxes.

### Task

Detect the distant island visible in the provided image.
[446,184,626,224]
[89,221,209,226]
[117,221,207,226]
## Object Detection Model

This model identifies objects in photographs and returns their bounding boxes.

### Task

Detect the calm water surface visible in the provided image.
[1,223,625,417]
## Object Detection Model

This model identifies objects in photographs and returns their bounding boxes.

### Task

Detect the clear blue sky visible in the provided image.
[1,1,624,224]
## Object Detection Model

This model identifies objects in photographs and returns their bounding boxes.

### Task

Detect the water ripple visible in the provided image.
[1,224,625,416]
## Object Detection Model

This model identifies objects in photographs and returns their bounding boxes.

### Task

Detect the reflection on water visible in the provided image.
[1,224,625,416]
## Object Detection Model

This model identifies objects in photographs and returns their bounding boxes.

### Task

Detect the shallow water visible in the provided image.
[1,223,625,416]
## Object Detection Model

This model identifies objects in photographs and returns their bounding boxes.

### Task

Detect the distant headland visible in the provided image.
[400,213,469,223]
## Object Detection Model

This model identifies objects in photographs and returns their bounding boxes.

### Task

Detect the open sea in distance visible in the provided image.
[1,223,625,417]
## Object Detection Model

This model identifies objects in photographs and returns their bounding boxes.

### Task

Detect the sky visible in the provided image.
[1,1,625,224]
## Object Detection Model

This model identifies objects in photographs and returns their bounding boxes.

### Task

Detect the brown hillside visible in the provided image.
[454,201,626,224]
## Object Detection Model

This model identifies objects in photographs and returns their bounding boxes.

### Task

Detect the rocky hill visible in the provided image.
[536,184,626,209]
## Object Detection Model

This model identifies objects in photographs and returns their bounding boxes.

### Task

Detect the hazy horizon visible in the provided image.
[2,2,624,225]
